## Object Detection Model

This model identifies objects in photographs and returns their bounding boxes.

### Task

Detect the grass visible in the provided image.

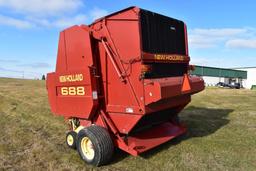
[0,77,255,171]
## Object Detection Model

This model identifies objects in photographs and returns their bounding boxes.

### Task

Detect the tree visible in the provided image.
[42,75,46,80]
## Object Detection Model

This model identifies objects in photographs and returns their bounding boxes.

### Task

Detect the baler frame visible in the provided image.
[46,6,204,166]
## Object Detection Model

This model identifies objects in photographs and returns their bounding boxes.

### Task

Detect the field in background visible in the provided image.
[0,78,255,171]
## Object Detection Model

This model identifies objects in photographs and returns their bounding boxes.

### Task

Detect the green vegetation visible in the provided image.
[0,78,255,171]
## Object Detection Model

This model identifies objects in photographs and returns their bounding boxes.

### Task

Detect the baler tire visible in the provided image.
[76,125,114,166]
[66,131,77,149]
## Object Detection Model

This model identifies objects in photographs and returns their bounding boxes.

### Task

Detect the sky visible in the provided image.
[0,0,256,78]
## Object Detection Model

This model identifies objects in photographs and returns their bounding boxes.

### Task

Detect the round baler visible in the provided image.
[46,6,204,166]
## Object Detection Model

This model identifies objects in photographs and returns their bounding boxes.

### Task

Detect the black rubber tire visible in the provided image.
[76,125,114,166]
[66,131,77,149]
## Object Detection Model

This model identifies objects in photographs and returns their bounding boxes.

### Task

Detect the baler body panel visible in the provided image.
[47,25,98,119]
[46,6,205,157]
[92,9,144,116]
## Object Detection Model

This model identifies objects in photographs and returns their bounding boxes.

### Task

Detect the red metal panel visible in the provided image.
[56,31,67,72]
[145,95,191,114]
[51,26,98,119]
[189,76,205,94]
[127,122,186,155]
[144,76,204,106]
[95,6,139,21]
[54,71,93,119]
[65,25,93,71]
[107,113,142,134]
[91,8,145,115]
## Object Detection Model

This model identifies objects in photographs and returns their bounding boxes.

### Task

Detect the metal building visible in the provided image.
[233,67,256,89]
[191,66,247,87]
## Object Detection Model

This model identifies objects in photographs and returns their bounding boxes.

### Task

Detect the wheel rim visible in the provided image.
[67,134,74,146]
[81,137,95,160]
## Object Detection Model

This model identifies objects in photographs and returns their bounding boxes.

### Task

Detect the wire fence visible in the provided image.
[0,68,45,80]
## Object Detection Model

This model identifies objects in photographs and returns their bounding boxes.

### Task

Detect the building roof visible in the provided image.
[192,65,247,79]
[231,66,256,69]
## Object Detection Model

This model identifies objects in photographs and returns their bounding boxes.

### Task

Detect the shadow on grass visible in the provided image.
[141,106,233,159]
[110,106,233,163]
[181,106,233,138]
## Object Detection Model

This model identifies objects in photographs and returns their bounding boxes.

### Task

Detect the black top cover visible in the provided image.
[140,9,186,55]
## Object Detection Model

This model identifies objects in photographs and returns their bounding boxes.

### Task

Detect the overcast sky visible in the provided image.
[0,0,256,78]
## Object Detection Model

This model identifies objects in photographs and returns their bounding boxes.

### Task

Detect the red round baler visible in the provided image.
[46,6,204,166]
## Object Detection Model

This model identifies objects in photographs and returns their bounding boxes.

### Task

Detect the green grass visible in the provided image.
[0,77,255,171]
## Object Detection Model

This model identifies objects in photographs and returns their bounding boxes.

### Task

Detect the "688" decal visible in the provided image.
[60,86,85,96]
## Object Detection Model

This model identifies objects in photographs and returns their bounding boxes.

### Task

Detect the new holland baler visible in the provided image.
[46,7,204,166]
